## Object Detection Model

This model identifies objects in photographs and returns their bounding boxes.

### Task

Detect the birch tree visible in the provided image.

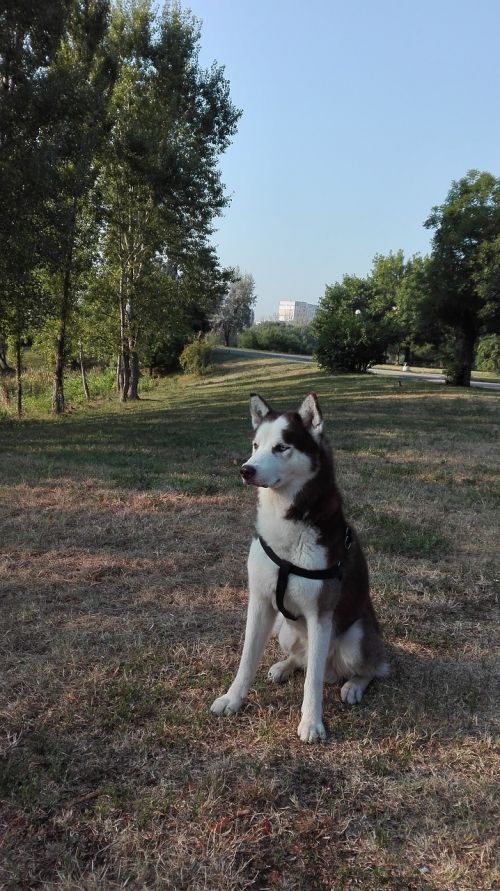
[211,268,256,346]
[102,0,240,400]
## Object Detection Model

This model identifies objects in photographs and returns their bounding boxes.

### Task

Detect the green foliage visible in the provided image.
[392,254,432,353]
[144,331,190,373]
[313,274,398,373]
[237,321,316,354]
[31,318,71,369]
[179,338,213,376]
[475,335,500,373]
[137,260,225,372]
[30,300,117,370]
[103,1,240,399]
[0,1,240,412]
[424,170,500,385]
[407,341,443,368]
[474,235,500,332]
[211,268,256,346]
[0,0,71,363]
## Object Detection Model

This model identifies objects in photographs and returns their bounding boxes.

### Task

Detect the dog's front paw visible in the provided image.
[297,716,327,743]
[210,693,243,717]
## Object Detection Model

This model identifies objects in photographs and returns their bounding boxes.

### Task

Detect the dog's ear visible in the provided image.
[298,393,324,439]
[250,393,272,429]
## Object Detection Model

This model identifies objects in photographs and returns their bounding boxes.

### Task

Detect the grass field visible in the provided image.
[1,354,499,890]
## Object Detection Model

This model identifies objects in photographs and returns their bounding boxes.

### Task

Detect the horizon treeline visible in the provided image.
[241,170,500,384]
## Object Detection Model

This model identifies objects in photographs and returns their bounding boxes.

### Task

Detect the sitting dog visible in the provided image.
[210,393,388,742]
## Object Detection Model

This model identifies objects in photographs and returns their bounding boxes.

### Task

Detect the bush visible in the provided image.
[475,335,500,373]
[144,332,190,373]
[313,277,398,374]
[179,339,213,375]
[237,322,316,354]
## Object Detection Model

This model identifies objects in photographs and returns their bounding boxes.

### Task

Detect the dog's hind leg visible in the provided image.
[340,673,375,704]
[332,619,389,705]
[268,655,300,683]
[341,659,390,703]
[268,617,306,683]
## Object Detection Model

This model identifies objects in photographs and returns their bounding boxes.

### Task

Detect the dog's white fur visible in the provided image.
[210,394,388,742]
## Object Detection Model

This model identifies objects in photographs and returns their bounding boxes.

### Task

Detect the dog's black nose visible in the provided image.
[240,464,256,481]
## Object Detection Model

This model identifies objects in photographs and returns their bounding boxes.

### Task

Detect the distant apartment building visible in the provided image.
[278,300,318,325]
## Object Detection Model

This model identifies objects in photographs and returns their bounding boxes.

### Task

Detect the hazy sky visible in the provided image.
[186,0,500,320]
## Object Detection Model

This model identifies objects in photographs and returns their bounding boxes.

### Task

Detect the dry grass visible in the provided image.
[0,355,499,890]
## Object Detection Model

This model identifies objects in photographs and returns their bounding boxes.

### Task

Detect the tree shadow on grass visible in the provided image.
[1,377,497,492]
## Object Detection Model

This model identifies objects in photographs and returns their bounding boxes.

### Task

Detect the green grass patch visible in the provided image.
[369,511,450,558]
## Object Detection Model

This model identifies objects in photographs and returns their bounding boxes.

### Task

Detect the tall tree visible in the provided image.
[40,0,116,414]
[211,268,256,346]
[372,251,447,366]
[424,170,500,386]
[102,0,241,400]
[370,250,406,304]
[0,0,72,413]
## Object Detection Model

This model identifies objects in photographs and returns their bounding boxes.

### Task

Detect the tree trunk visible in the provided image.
[52,202,76,415]
[118,279,130,402]
[79,341,90,401]
[0,336,14,374]
[127,348,140,399]
[118,343,130,401]
[52,328,66,414]
[445,329,476,386]
[15,337,22,418]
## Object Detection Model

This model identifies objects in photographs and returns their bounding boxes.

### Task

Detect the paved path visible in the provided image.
[369,367,500,391]
[217,346,313,364]
[217,347,500,392]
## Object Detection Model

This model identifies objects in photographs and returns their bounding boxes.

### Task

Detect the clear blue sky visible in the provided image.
[186,0,500,320]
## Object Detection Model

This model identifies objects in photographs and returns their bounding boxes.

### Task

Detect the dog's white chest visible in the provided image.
[256,490,328,569]
[247,537,324,619]
[248,492,328,617]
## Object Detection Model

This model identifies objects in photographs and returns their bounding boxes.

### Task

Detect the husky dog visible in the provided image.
[210,393,388,743]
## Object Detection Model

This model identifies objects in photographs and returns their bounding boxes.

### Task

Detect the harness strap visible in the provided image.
[258,534,344,621]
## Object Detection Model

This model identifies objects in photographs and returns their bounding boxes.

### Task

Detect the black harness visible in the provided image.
[258,527,352,621]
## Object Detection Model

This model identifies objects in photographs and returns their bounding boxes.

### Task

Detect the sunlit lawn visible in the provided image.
[0,354,498,889]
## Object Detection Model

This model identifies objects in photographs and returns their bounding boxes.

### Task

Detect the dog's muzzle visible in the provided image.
[240,464,256,483]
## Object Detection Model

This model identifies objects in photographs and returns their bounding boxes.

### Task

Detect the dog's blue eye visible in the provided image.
[273,443,290,453]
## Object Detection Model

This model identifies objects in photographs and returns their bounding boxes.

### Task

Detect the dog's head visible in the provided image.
[240,393,324,490]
